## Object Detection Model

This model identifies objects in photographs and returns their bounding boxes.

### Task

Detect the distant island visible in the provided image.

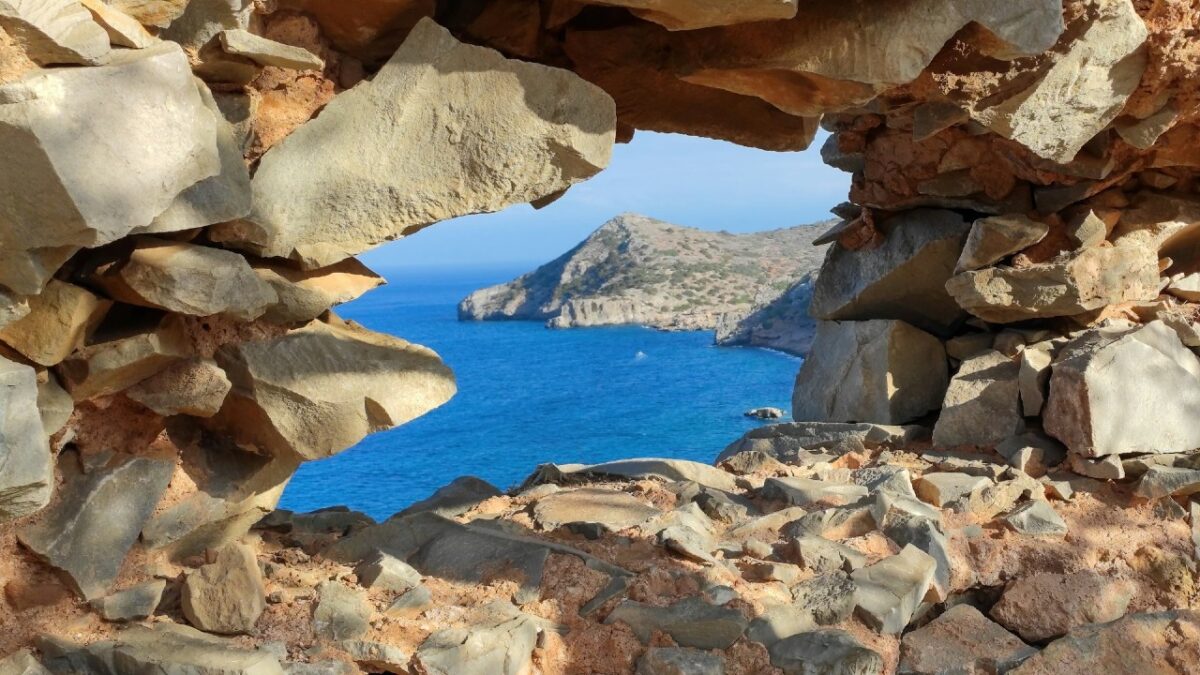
[457,213,831,355]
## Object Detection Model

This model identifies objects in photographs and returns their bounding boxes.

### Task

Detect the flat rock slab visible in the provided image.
[768,629,884,675]
[533,487,660,533]
[415,601,538,675]
[761,476,869,508]
[605,597,748,649]
[1003,500,1068,537]
[914,472,991,508]
[92,580,166,622]
[1010,610,1200,674]
[1135,465,1200,499]
[182,543,265,634]
[955,215,1050,272]
[719,421,925,463]
[0,356,52,521]
[530,457,739,493]
[0,0,110,65]
[354,551,421,592]
[990,571,1136,642]
[0,279,110,366]
[114,623,284,675]
[900,604,1036,674]
[851,544,936,635]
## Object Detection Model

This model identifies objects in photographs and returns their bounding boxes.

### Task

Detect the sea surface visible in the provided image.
[279,266,801,520]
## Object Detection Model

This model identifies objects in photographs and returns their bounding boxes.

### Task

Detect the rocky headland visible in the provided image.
[0,0,1199,674]
[458,213,829,343]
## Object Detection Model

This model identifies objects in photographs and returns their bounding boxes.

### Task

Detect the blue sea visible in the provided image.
[279,266,801,520]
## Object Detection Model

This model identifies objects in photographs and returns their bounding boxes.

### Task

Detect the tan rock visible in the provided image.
[955,215,1050,273]
[0,245,77,297]
[913,473,991,508]
[590,0,797,31]
[159,0,251,49]
[900,604,1036,675]
[57,315,192,401]
[932,350,1024,448]
[100,0,188,27]
[217,28,324,70]
[0,0,109,65]
[1018,340,1056,416]
[126,357,231,417]
[851,544,936,635]
[78,0,155,47]
[182,543,266,634]
[0,291,29,330]
[0,280,110,366]
[217,18,615,269]
[1011,610,1200,675]
[211,316,456,460]
[37,373,73,435]
[990,571,1136,642]
[254,258,384,324]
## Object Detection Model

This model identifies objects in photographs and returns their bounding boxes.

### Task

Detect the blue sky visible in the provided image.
[361,130,848,270]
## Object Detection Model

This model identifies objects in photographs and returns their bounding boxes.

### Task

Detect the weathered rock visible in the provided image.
[1044,322,1200,457]
[354,551,421,593]
[745,406,785,419]
[636,647,724,675]
[996,432,1067,477]
[58,314,192,401]
[217,18,614,268]
[810,209,971,334]
[415,601,539,675]
[913,473,990,508]
[0,292,29,331]
[605,597,747,649]
[0,650,50,675]
[746,573,859,647]
[881,514,952,603]
[1004,500,1068,537]
[78,0,155,47]
[791,535,867,574]
[645,502,718,563]
[1018,341,1057,417]
[592,0,796,31]
[313,582,371,642]
[789,504,877,541]
[531,457,739,493]
[956,215,1050,273]
[946,244,1160,323]
[851,544,936,635]
[768,629,884,675]
[396,475,501,518]
[102,0,189,27]
[254,259,384,324]
[0,280,110,366]
[126,357,232,418]
[719,421,925,463]
[385,584,432,617]
[182,543,266,634]
[0,0,109,65]
[900,604,1036,675]
[990,571,1136,642]
[211,317,455,460]
[217,29,323,70]
[761,476,868,508]
[1011,610,1200,674]
[932,349,1024,448]
[160,0,250,48]
[1134,465,1200,500]
[37,374,73,435]
[18,453,173,599]
[113,623,284,674]
[533,487,660,533]
[92,579,165,622]
[0,356,52,521]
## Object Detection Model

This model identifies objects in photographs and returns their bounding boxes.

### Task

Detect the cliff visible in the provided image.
[458,213,830,336]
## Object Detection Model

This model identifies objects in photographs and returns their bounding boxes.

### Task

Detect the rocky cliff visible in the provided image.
[0,0,1199,674]
[458,213,830,334]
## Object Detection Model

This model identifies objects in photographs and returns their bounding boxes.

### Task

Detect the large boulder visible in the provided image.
[0,0,110,65]
[214,18,615,268]
[810,209,971,334]
[792,320,948,425]
[932,350,1024,448]
[0,356,52,521]
[1044,322,1200,457]
[210,316,455,460]
[990,571,1136,642]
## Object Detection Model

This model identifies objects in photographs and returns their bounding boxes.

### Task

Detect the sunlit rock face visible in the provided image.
[0,0,1199,672]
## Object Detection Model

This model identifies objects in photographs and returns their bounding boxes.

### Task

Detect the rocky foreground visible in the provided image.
[458,213,828,346]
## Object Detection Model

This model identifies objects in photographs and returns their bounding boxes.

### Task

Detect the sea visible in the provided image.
[278,266,802,521]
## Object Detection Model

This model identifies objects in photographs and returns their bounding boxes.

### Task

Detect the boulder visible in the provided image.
[78,0,156,48]
[880,514,952,603]
[932,350,1024,448]
[746,571,859,647]
[313,582,371,642]
[532,487,660,533]
[0,280,110,366]
[810,209,971,334]
[354,551,421,592]
[181,543,266,634]
[0,356,53,521]
[58,314,192,401]
[945,244,1160,323]
[591,0,797,31]
[253,259,384,324]
[1134,465,1200,500]
[995,432,1067,477]
[744,406,785,419]
[605,597,748,649]
[1003,500,1068,537]
[126,357,232,417]
[18,453,173,599]
[913,472,990,509]
[211,317,455,460]
[1010,610,1200,675]
[415,601,539,675]
[216,18,614,268]
[0,0,109,64]
[92,580,166,622]
[767,629,884,675]
[113,623,284,674]
[899,604,1036,675]
[1044,322,1200,457]
[990,571,1136,642]
[792,320,948,425]
[636,648,724,675]
[790,535,866,574]
[851,544,936,634]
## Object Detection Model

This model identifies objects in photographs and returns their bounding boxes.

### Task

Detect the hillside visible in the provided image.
[458,213,830,338]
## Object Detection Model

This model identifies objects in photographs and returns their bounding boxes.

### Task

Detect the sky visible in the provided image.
[360,130,849,271]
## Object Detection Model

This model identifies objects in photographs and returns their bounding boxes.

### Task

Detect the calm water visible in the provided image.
[279,266,801,520]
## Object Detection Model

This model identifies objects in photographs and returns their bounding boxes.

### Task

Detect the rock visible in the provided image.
[788,504,877,541]
[945,244,1160,323]
[592,0,796,31]
[254,259,384,324]
[932,350,1024,448]
[58,314,192,401]
[0,280,110,366]
[18,453,173,599]
[37,374,73,435]
[0,356,52,521]
[103,0,189,28]
[636,647,724,675]
[78,0,156,48]
[415,601,538,675]
[1065,210,1110,249]
[182,543,266,634]
[767,629,884,675]
[1044,322,1200,457]
[1168,273,1200,302]
[792,320,948,425]
[913,472,990,508]
[216,29,323,70]
[92,580,165,622]
[810,209,971,334]
[336,640,408,674]
[396,476,501,518]
[761,477,868,508]
[533,487,660,533]
[747,572,858,647]
[354,551,421,592]
[790,535,867,574]
[851,544,936,635]
[745,407,785,419]
[996,432,1067,478]
[385,584,432,617]
[881,515,952,603]
[0,292,29,331]
[217,18,613,269]
[1018,341,1057,417]
[0,42,219,258]
[211,317,455,460]
[1004,500,1068,536]
[273,0,432,63]
[313,582,371,642]
[990,571,1136,642]
[719,421,925,463]
[647,502,718,563]
[1010,610,1200,674]
[0,0,109,65]
[160,0,251,48]
[955,215,1050,273]
[1134,465,1200,500]
[126,357,232,417]
[899,604,1037,675]
[112,623,284,674]
[1069,453,1125,480]
[0,650,50,675]
[531,457,739,493]
[605,597,747,649]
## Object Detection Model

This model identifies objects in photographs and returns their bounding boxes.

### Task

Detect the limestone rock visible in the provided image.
[0,0,109,65]
[112,623,284,674]
[761,477,868,508]
[0,292,29,331]
[126,357,231,418]
[1066,210,1110,249]
[792,320,948,425]
[1134,465,1200,500]
[1018,341,1057,417]
[914,473,990,508]
[396,476,501,518]
[955,215,1050,273]
[18,453,173,599]
[591,0,796,31]
[636,648,723,675]
[932,350,1024,448]
[605,597,747,649]
[354,552,421,592]
[810,209,971,334]
[532,457,739,493]
[746,572,859,647]
[78,0,155,47]
[160,0,250,48]
[851,544,936,635]
[768,629,883,675]
[37,374,73,435]
[182,543,266,634]
[218,18,614,269]
[58,315,192,401]
[1044,322,1200,457]
[996,432,1066,477]
[0,246,77,297]
[1004,500,1068,537]
[415,601,538,675]
[880,514,952,603]
[946,244,1160,323]
[217,29,323,70]
[533,487,660,533]
[254,259,384,324]
[0,356,52,521]
[990,571,1136,642]
[92,580,165,622]
[313,582,371,642]
[101,0,188,27]
[1010,610,1200,674]
[791,535,866,574]
[0,42,219,255]
[211,317,455,460]
[899,604,1036,675]
[719,421,925,463]
[0,280,109,367]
